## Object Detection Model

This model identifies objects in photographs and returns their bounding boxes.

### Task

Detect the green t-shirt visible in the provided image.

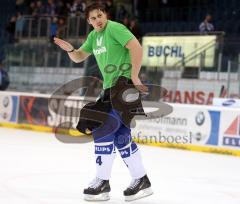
[80,20,135,89]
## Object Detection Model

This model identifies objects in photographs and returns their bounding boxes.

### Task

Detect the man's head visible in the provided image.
[205,14,212,22]
[85,3,108,32]
[140,73,147,82]
[36,0,42,7]
[130,17,138,28]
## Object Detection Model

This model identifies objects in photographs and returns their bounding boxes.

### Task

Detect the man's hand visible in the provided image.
[54,37,74,52]
[131,76,149,94]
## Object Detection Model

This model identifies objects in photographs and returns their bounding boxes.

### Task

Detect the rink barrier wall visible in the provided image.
[0,122,83,136]
[1,121,239,157]
[0,91,240,157]
[134,139,240,157]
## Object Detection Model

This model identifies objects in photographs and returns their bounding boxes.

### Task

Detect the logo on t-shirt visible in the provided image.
[96,36,103,47]
[94,36,107,56]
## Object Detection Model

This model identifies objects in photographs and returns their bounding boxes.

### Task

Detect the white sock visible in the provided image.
[118,142,146,179]
[95,142,116,180]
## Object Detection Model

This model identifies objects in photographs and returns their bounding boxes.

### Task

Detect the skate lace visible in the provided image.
[89,177,104,189]
[129,179,141,189]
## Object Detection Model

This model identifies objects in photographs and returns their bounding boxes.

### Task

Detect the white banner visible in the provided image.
[132,104,220,147]
[142,35,217,67]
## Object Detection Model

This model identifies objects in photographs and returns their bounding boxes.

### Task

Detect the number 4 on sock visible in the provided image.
[96,156,102,166]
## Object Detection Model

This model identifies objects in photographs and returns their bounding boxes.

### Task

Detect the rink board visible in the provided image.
[0,91,240,156]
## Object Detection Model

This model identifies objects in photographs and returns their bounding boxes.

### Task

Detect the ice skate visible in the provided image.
[84,177,111,201]
[124,175,153,202]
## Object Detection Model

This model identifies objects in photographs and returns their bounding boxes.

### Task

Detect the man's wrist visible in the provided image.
[131,75,138,81]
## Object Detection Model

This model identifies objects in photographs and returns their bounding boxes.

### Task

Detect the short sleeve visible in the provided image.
[80,31,93,53]
[110,22,135,47]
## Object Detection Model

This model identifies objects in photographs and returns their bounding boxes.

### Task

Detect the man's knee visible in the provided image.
[114,132,131,149]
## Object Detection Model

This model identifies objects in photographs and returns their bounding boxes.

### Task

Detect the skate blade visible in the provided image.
[125,187,153,202]
[84,192,110,201]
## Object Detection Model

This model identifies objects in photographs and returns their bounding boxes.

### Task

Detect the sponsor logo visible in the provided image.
[96,36,103,47]
[95,144,114,154]
[223,115,240,147]
[95,146,111,152]
[149,116,187,126]
[0,96,18,122]
[119,148,130,158]
[195,111,205,126]
[120,150,129,156]
[47,99,84,127]
[94,36,107,55]
[194,132,203,141]
[163,90,214,105]
[222,99,236,106]
[3,96,9,108]
[93,46,107,55]
[148,45,184,58]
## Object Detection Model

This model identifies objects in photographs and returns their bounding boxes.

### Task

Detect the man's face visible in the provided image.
[206,15,212,22]
[87,9,108,32]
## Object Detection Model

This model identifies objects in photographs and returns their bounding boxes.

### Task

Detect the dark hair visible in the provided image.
[85,3,106,19]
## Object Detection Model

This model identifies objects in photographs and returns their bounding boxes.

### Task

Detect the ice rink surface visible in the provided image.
[0,127,240,204]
